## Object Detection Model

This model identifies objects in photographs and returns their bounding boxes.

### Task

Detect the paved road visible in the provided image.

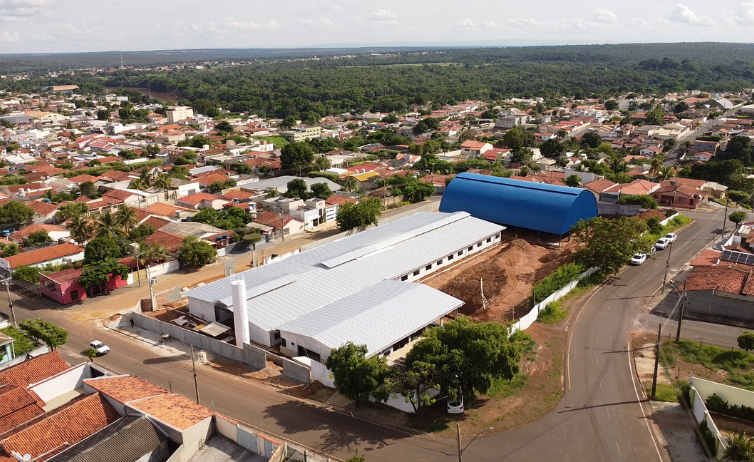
[7,207,724,462]
[637,312,750,350]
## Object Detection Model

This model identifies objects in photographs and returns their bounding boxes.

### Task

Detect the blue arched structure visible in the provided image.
[439,173,598,235]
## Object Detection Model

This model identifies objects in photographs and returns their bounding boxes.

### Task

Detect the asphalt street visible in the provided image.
[8,207,724,461]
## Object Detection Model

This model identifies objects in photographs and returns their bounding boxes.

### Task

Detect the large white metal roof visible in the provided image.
[184,211,504,332]
[278,280,463,357]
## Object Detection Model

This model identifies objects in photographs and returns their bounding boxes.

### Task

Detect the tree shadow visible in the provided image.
[142,355,187,365]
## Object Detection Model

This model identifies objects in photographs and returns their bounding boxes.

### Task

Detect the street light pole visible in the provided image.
[4,280,17,328]
[651,323,662,400]
[722,199,729,237]
[457,424,493,462]
[662,241,673,294]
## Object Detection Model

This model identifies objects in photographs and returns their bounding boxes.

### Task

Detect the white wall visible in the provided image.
[29,362,90,402]
[690,376,754,410]
[187,297,216,323]
[296,357,335,388]
[146,260,181,277]
[28,251,85,269]
[215,415,238,443]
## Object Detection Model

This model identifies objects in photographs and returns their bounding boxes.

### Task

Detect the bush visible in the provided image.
[647,217,663,234]
[699,420,718,456]
[676,380,691,405]
[13,265,40,284]
[728,190,751,204]
[19,318,67,349]
[539,301,567,324]
[0,326,37,357]
[532,263,584,302]
[705,393,728,413]
[616,194,658,209]
[309,171,339,182]
[705,393,754,422]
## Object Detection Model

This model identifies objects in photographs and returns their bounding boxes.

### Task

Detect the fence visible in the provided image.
[510,267,598,334]
[689,378,727,459]
[596,203,642,216]
[660,212,679,226]
[129,311,310,383]
[690,376,754,417]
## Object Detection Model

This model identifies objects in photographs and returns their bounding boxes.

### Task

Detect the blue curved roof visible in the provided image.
[439,173,598,235]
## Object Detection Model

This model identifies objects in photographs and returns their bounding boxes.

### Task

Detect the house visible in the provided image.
[144,202,195,220]
[0,243,84,271]
[652,183,707,209]
[678,264,754,324]
[166,106,194,123]
[495,109,528,128]
[288,198,338,228]
[176,193,230,210]
[582,178,618,201]
[27,200,59,223]
[692,140,719,156]
[460,140,493,158]
[10,224,70,244]
[39,266,128,305]
[694,151,716,162]
[252,211,304,239]
[639,146,662,157]
[142,230,186,253]
[601,180,660,203]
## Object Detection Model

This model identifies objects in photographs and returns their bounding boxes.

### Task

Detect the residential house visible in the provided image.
[495,109,528,129]
[10,224,70,244]
[0,243,84,272]
[252,211,304,239]
[288,198,338,228]
[582,178,618,201]
[679,264,754,324]
[601,179,660,202]
[39,266,129,305]
[142,230,187,253]
[176,193,230,210]
[460,140,493,158]
[166,106,194,123]
[27,201,59,223]
[652,183,707,209]
[144,202,196,220]
[692,140,719,156]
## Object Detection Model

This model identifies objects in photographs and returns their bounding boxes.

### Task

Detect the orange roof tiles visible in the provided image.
[325,195,358,206]
[83,376,168,404]
[2,243,84,269]
[27,201,58,216]
[144,202,192,218]
[583,178,617,194]
[142,230,184,252]
[689,249,721,267]
[177,193,227,206]
[0,393,120,462]
[67,174,99,184]
[0,353,69,388]
[0,385,45,435]
[9,224,67,240]
[128,393,213,431]
[685,266,754,295]
[222,189,255,201]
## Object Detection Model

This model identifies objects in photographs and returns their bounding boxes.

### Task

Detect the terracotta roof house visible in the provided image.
[126,393,213,432]
[252,211,304,238]
[1,243,84,270]
[144,202,193,219]
[325,195,358,206]
[652,183,706,209]
[175,193,230,210]
[67,174,99,184]
[0,385,45,435]
[0,352,70,388]
[689,249,722,267]
[27,201,59,223]
[83,376,168,404]
[601,179,660,202]
[9,224,69,243]
[142,230,185,253]
[583,179,618,200]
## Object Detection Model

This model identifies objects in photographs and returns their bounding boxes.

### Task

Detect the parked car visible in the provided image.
[664,233,678,243]
[630,253,647,265]
[655,238,671,250]
[89,340,110,356]
[447,394,464,414]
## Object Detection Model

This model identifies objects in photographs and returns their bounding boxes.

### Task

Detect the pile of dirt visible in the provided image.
[441,258,511,315]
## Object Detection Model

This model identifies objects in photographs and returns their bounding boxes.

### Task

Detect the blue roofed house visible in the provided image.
[439,173,598,236]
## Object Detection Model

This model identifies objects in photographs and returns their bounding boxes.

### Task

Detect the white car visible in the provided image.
[664,233,678,243]
[89,340,110,356]
[655,238,671,250]
[630,253,647,265]
[447,394,464,414]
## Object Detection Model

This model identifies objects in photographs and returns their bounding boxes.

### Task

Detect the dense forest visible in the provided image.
[2,43,754,118]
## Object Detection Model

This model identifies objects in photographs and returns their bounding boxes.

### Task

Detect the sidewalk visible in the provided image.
[649,402,711,462]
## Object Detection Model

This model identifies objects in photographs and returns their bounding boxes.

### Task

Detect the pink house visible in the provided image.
[39,267,128,305]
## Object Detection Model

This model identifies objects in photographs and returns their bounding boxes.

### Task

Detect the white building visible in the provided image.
[166,106,194,123]
[184,212,504,359]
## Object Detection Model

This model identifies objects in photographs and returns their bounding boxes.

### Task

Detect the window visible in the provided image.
[477,242,482,248]
[413,270,420,276]
[495,233,500,239]
[678,197,685,203]
[448,254,454,261]
[426,265,432,271]
[458,251,463,256]
[468,246,473,252]
[281,339,287,347]
[401,275,408,281]
[71,290,79,300]
[487,238,492,243]
[437,259,443,265]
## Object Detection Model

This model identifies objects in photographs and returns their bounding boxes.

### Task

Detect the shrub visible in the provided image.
[728,190,751,204]
[616,194,658,209]
[0,326,37,356]
[19,318,68,349]
[309,171,339,182]
[705,394,728,413]
[699,419,718,456]
[532,263,584,302]
[13,265,40,284]
[539,301,567,324]
[647,217,662,235]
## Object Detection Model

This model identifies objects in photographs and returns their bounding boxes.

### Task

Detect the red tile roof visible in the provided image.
[177,193,227,206]
[144,202,192,218]
[128,393,213,431]
[0,353,70,388]
[583,178,617,194]
[689,249,721,267]
[67,174,99,184]
[9,224,67,241]
[325,195,358,206]
[2,243,84,269]
[27,201,58,216]
[142,216,172,230]
[83,376,167,404]
[0,385,45,435]
[142,230,184,252]
[42,267,83,284]
[0,393,121,462]
[222,189,255,201]
[195,174,232,186]
[254,211,295,228]
[102,189,136,201]
[685,266,754,295]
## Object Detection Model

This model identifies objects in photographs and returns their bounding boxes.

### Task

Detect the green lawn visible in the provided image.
[660,340,754,391]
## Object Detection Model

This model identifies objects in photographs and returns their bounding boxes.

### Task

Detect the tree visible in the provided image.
[646,108,666,126]
[86,348,98,362]
[128,224,155,242]
[604,100,619,110]
[580,132,602,149]
[539,139,564,157]
[572,216,653,274]
[19,318,67,349]
[69,214,94,244]
[737,332,754,352]
[324,342,389,405]
[26,231,53,247]
[57,202,88,221]
[510,147,534,165]
[616,195,658,209]
[340,176,359,193]
[95,211,122,238]
[674,102,689,113]
[406,318,525,403]
[78,259,129,294]
[0,201,34,225]
[383,359,439,415]
[0,243,18,257]
[209,181,226,194]
[724,432,754,462]
[115,204,138,234]
[96,109,110,121]
[413,117,440,135]
[281,115,298,130]
[79,181,98,199]
[285,179,309,199]
[178,236,217,267]
[336,198,382,232]
[215,120,234,133]
[345,450,366,462]
[565,175,582,187]
[84,237,124,264]
[502,126,534,150]
[281,142,315,174]
[233,163,253,175]
[647,217,663,235]
[242,230,262,249]
[13,265,40,284]
[649,153,667,177]
[310,182,333,200]
[730,211,747,227]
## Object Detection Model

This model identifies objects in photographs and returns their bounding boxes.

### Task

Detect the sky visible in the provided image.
[1,0,754,54]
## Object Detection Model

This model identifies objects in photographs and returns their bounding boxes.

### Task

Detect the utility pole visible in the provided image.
[278,212,285,242]
[675,281,687,342]
[146,265,155,311]
[662,242,674,294]
[457,423,463,462]
[4,280,17,328]
[190,344,200,404]
[651,323,662,400]
[722,199,729,237]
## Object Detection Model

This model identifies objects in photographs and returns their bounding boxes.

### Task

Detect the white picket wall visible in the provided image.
[510,267,598,334]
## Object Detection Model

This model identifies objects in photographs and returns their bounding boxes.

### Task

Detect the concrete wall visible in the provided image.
[215,415,238,443]
[689,382,727,459]
[679,290,754,323]
[146,260,181,277]
[690,376,754,410]
[29,362,90,402]
[296,356,335,388]
[174,417,214,462]
[0,345,49,371]
[596,203,641,216]
[281,357,311,383]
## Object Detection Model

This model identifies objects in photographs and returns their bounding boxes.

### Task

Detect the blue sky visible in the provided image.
[0,0,753,53]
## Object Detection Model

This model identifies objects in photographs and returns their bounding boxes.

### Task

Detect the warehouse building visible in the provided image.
[184,211,504,360]
[440,173,598,236]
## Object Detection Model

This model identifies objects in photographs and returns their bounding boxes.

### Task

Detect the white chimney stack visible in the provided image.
[231,280,250,347]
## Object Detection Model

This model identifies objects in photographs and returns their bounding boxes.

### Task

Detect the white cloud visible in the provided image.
[299,17,334,29]
[592,8,617,23]
[0,0,51,21]
[0,0,52,6]
[456,18,475,29]
[669,4,700,23]
[0,30,19,41]
[369,9,396,21]
[482,20,500,29]
[224,17,280,31]
[737,2,754,23]
[505,18,541,28]
[329,4,343,10]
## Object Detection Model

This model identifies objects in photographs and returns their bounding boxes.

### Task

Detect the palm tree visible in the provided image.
[130,179,148,191]
[96,211,122,238]
[139,242,168,265]
[139,167,153,188]
[69,215,94,244]
[649,153,667,177]
[116,204,138,234]
[153,173,174,201]
[341,176,358,193]
[656,166,674,181]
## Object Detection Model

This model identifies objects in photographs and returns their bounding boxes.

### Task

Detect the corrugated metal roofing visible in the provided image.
[278,280,463,356]
[185,211,503,332]
[439,173,598,235]
[216,273,298,307]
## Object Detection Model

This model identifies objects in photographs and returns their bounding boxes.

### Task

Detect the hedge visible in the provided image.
[706,393,754,422]
[309,171,339,182]
[532,263,584,302]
